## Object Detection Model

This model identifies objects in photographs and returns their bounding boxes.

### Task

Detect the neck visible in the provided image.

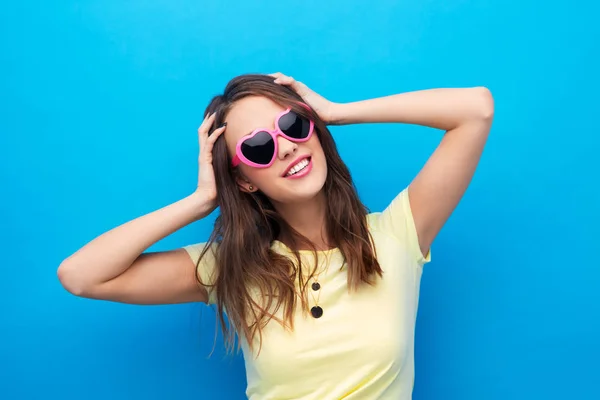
[272,191,331,251]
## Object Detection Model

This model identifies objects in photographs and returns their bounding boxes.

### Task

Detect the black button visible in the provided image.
[311,282,321,291]
[311,306,323,318]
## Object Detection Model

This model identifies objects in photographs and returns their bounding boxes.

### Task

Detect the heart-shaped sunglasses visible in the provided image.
[231,107,314,168]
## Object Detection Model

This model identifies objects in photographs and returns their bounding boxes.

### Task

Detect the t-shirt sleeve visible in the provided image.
[377,187,432,267]
[182,242,218,304]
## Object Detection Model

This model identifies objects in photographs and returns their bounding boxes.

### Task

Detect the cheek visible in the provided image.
[311,140,329,183]
[308,137,326,164]
[241,165,278,188]
[308,134,325,155]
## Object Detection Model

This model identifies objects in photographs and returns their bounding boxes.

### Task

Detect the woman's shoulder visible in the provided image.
[182,241,218,263]
[366,188,431,266]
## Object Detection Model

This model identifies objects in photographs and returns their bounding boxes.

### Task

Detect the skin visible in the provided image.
[57,72,494,307]
[270,72,494,258]
[224,96,331,249]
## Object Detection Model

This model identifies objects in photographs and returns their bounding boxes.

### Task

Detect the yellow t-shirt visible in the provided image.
[184,188,431,399]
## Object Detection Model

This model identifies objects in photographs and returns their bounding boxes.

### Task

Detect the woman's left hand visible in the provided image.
[270,72,339,125]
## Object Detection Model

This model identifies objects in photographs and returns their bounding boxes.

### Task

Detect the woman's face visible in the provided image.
[223,96,327,204]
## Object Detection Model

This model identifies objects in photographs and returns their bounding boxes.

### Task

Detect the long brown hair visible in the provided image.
[196,74,382,354]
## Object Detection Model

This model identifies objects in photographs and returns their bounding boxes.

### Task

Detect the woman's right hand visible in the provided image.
[194,112,226,212]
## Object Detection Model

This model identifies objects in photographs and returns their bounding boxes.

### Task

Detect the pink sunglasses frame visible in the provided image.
[231,107,315,168]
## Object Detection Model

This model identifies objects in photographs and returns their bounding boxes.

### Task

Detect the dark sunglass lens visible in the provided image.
[241,131,275,165]
[279,111,310,139]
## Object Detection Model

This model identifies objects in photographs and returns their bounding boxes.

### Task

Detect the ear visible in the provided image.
[235,175,257,193]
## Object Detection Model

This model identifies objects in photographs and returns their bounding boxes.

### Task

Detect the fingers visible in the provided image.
[198,112,216,137]
[198,112,219,148]
[207,123,226,145]
[198,112,226,157]
[269,72,295,85]
[270,73,311,102]
[276,76,295,85]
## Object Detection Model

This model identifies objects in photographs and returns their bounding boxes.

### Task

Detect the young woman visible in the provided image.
[57,73,494,399]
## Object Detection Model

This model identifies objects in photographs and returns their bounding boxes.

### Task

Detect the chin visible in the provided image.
[291,183,326,202]
[290,167,327,201]
[270,163,328,204]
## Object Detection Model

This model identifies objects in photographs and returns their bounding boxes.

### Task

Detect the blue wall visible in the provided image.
[1,1,598,399]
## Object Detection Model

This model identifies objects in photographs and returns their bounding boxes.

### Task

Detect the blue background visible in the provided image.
[1,1,598,399]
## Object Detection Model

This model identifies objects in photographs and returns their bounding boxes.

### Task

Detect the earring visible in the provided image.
[249,185,254,191]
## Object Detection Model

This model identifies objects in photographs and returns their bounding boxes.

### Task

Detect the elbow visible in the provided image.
[473,86,494,122]
[57,261,87,297]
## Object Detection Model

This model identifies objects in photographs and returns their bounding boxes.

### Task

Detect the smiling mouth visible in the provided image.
[285,157,311,177]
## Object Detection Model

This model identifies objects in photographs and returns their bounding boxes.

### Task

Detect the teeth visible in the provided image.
[286,158,309,177]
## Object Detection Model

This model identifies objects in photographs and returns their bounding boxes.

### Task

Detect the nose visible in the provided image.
[277,136,298,161]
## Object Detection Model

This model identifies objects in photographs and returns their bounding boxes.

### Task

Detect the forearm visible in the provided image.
[58,193,214,289]
[330,87,494,130]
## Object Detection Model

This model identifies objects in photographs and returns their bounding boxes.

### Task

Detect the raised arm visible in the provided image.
[57,193,214,304]
[57,113,226,304]
[270,74,493,258]
[331,87,494,256]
